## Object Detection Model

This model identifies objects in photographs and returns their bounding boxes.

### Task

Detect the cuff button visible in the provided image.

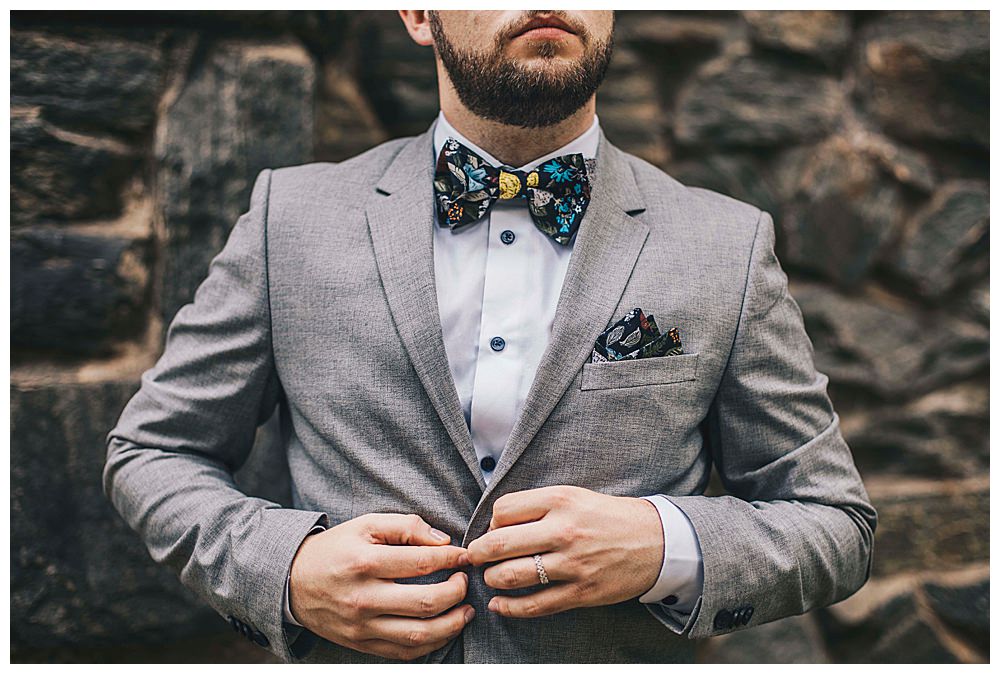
[713,609,734,630]
[660,595,678,606]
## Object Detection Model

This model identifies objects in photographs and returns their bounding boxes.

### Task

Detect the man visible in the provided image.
[103,10,876,664]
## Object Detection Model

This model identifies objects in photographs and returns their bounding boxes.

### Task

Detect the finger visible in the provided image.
[483,553,572,590]
[488,585,582,619]
[367,543,470,579]
[366,603,474,648]
[490,486,571,529]
[372,571,468,617]
[358,513,454,546]
[354,636,454,662]
[466,520,555,566]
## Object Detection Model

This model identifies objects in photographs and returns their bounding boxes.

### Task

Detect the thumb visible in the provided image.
[362,513,453,546]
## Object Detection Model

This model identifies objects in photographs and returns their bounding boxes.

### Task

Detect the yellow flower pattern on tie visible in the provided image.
[499,170,540,200]
[498,171,521,200]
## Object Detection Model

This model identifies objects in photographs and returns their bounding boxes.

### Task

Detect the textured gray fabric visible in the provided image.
[103,125,877,663]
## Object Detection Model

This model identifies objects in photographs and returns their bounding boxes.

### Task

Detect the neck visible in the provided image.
[439,87,596,167]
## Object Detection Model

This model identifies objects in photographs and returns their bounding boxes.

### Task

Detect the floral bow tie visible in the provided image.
[433,137,594,246]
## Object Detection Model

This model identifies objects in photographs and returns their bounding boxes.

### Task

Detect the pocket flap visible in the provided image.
[581,353,700,390]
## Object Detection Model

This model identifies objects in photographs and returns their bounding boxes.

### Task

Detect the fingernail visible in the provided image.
[464,606,476,623]
[458,552,471,566]
[488,598,498,612]
[430,528,449,541]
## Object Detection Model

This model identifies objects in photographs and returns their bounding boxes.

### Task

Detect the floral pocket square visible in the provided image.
[591,307,683,363]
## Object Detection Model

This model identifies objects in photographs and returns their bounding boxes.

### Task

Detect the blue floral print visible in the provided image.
[433,137,593,246]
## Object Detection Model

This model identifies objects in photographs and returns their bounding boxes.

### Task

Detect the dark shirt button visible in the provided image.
[661,595,678,606]
[480,456,497,472]
[500,229,515,244]
[490,336,505,352]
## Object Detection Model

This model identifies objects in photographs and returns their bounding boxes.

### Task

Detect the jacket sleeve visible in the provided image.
[102,168,329,662]
[645,209,877,638]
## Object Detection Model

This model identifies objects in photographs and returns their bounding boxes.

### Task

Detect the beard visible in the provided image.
[428,11,615,128]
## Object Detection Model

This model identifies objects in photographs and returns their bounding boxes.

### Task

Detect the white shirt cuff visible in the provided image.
[283,524,328,626]
[637,495,704,613]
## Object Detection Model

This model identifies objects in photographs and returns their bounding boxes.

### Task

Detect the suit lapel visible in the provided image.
[481,131,650,498]
[365,128,487,490]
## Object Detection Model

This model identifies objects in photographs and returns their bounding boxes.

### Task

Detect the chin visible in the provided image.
[509,41,582,61]
[512,50,584,69]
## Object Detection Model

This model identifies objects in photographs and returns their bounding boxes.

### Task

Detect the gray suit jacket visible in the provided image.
[104,123,877,663]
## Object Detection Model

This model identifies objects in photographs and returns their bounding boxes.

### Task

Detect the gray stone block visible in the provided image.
[11,380,292,650]
[354,11,438,138]
[791,282,988,400]
[868,481,988,576]
[863,593,958,662]
[843,382,988,479]
[10,29,164,136]
[924,577,988,650]
[956,278,989,327]
[774,135,904,287]
[316,61,389,162]
[890,180,989,299]
[675,51,842,148]
[11,108,142,226]
[12,228,151,355]
[668,152,779,218]
[821,584,971,663]
[597,47,669,167]
[855,11,988,148]
[156,40,316,326]
[11,381,218,649]
[617,10,733,48]
[744,10,851,64]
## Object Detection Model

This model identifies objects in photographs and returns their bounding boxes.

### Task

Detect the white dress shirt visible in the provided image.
[283,112,704,626]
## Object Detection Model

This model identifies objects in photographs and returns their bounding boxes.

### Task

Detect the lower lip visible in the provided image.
[516,26,574,40]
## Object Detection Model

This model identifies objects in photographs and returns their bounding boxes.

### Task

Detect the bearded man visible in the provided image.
[104,10,876,664]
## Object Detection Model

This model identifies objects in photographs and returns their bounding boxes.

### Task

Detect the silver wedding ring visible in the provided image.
[533,554,550,585]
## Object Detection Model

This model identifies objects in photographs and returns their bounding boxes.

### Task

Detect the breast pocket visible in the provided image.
[580,353,700,391]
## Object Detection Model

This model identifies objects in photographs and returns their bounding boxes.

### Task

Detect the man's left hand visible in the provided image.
[466,485,664,618]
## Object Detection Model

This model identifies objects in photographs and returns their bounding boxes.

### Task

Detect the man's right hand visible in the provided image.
[288,513,474,661]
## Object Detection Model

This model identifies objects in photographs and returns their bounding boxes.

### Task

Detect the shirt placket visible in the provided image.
[468,203,532,482]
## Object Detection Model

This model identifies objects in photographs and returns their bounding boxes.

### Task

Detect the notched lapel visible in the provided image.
[365,130,486,490]
[480,132,651,500]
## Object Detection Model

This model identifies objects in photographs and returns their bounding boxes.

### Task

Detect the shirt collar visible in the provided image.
[431,110,601,170]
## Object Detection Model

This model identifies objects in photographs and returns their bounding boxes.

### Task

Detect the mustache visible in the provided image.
[496,11,591,46]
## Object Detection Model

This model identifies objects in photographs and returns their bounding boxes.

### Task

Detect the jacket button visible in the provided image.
[741,606,754,625]
[252,630,270,648]
[713,609,734,630]
[480,456,496,472]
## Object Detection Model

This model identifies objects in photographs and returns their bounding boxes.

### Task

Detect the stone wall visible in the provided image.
[10,10,988,663]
